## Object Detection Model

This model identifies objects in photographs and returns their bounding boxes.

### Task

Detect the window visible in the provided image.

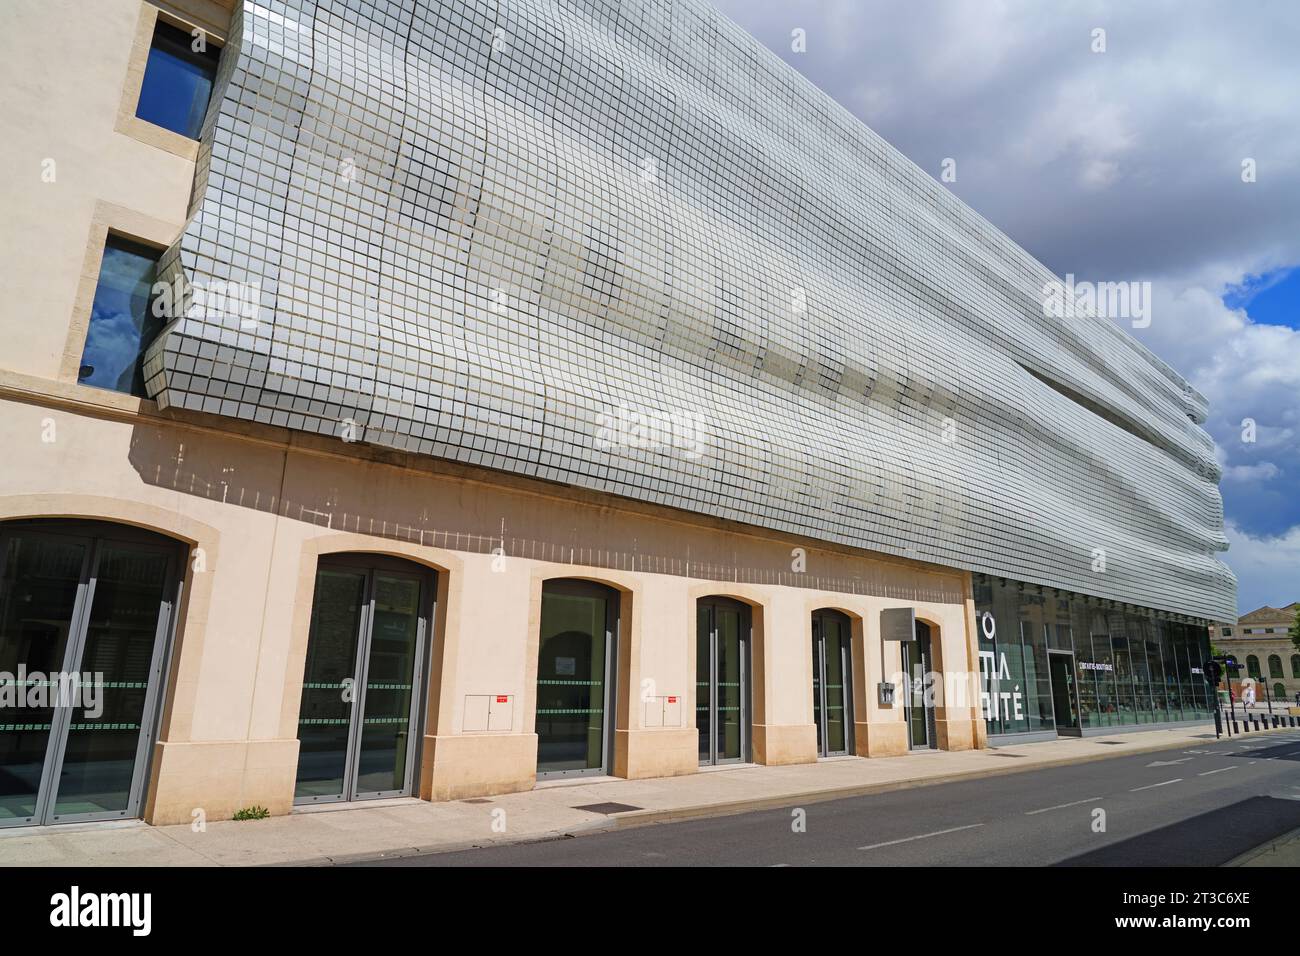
[1275,683,1287,701]
[135,19,220,139]
[1246,655,1261,679]
[1220,627,1232,637]
[1291,654,1300,678]
[1268,654,1284,679]
[78,236,162,397]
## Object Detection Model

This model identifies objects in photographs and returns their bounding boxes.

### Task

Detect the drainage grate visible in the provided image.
[988,751,1026,758]
[461,798,493,804]
[1095,740,1125,745]
[572,802,643,814]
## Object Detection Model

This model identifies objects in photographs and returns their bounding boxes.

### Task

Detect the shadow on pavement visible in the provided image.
[1056,796,1300,867]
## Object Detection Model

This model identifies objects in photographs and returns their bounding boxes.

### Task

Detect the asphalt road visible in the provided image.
[356,730,1300,866]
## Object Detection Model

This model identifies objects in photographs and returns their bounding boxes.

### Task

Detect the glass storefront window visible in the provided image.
[972,574,1216,737]
[1109,616,1136,725]
[1069,603,1101,728]
[1156,619,1182,721]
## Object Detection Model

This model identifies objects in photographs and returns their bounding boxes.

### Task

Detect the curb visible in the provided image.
[1222,824,1300,868]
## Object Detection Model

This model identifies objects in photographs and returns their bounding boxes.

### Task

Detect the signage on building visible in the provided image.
[976,612,1025,723]
[881,607,916,642]
[878,682,896,705]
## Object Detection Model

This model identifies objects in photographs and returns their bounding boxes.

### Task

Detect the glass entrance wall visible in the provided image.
[535,580,617,776]
[974,574,1214,740]
[0,521,180,828]
[811,609,853,757]
[293,557,433,804]
[696,598,750,765]
[903,621,935,749]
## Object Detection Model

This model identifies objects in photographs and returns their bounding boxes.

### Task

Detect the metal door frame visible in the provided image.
[295,556,434,804]
[0,521,182,829]
[698,598,751,766]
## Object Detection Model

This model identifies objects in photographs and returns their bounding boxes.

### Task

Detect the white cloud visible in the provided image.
[1223,462,1281,482]
[1225,522,1300,613]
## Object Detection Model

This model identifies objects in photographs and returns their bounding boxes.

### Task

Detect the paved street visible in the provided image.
[361,731,1300,866]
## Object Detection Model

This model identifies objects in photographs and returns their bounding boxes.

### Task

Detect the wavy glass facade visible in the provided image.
[141,0,1236,622]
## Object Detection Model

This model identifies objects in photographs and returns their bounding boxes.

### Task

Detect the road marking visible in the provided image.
[858,823,983,851]
[1130,778,1182,792]
[1025,797,1102,816]
[1198,766,1238,776]
[1147,757,1194,767]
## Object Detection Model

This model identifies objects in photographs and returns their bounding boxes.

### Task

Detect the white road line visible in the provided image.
[1198,766,1238,776]
[1130,778,1182,792]
[858,823,983,851]
[1025,796,1102,816]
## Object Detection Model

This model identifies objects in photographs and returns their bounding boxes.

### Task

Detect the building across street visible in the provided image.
[1217,603,1300,708]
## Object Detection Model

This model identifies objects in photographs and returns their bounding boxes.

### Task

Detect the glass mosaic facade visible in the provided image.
[141,0,1236,624]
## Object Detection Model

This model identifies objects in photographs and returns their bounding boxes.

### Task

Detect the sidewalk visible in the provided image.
[1228,827,1300,867]
[0,723,1287,867]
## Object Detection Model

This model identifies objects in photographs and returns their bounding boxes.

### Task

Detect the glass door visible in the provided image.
[535,580,617,777]
[696,598,749,765]
[0,523,179,829]
[902,623,936,750]
[1048,651,1082,736]
[812,610,854,757]
[353,573,424,797]
[294,558,431,804]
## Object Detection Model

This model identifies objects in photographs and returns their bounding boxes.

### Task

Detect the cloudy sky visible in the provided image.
[713,0,1300,615]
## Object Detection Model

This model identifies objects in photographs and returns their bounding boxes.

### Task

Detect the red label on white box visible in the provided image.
[667,696,677,703]
[496,696,509,703]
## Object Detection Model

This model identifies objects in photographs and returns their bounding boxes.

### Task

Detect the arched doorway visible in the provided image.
[697,597,751,765]
[0,519,183,827]
[294,554,435,804]
[535,579,619,778]
[811,609,854,757]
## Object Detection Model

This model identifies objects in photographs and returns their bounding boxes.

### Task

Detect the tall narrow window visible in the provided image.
[135,19,220,139]
[78,236,162,397]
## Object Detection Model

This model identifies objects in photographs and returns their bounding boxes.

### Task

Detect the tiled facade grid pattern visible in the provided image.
[142,0,1236,621]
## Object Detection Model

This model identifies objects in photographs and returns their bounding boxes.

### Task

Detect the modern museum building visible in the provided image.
[0,0,1234,828]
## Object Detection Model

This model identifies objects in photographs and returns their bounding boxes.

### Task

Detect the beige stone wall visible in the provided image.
[0,391,979,823]
[0,0,230,385]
